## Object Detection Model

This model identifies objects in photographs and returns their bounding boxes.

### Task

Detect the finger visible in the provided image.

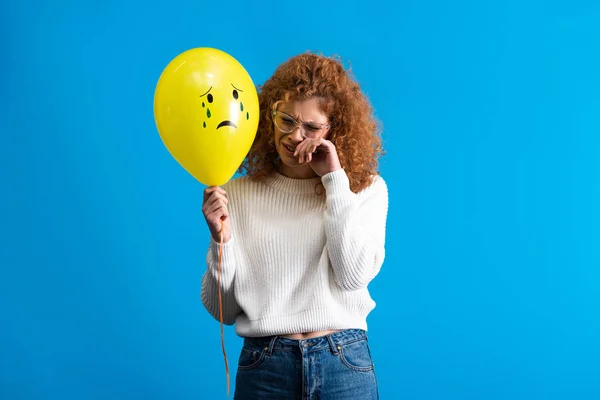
[210,192,228,206]
[207,213,227,237]
[203,192,228,212]
[204,191,228,208]
[204,186,224,196]
[208,206,229,223]
[314,138,327,150]
[202,199,227,215]
[295,142,305,162]
[294,138,311,157]
[305,140,318,161]
[219,207,230,221]
[310,140,319,155]
[203,186,227,203]
[313,138,326,151]
[205,201,228,221]
[303,145,311,163]
[293,141,303,157]
[204,199,227,215]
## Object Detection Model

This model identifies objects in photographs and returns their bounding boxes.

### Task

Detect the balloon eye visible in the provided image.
[207,94,213,103]
[232,90,238,100]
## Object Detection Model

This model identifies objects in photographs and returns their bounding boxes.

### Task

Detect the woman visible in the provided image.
[201,52,388,399]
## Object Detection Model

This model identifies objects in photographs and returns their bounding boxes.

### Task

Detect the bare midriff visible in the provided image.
[281,329,341,340]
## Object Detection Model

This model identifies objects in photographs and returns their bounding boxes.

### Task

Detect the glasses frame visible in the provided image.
[271,110,330,139]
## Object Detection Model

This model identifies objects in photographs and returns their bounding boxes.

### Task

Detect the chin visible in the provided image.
[277,148,296,165]
[280,153,294,163]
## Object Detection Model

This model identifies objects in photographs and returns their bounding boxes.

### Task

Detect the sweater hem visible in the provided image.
[234,307,370,337]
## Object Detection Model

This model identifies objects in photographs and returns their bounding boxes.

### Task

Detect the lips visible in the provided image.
[282,143,296,153]
[217,120,237,129]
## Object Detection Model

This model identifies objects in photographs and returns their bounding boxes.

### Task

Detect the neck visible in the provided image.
[277,163,319,179]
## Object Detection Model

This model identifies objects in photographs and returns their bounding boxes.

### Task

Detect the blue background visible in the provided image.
[2,0,599,399]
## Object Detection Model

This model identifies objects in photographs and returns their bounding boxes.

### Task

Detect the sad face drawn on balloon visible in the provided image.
[199,84,251,130]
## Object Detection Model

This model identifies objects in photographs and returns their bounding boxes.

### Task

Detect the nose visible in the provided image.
[289,126,304,141]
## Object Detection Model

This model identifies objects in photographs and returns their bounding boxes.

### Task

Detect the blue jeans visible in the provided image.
[234,329,379,399]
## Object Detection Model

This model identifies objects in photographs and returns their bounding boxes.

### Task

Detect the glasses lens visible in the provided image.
[302,123,324,138]
[273,111,327,138]
[274,112,296,133]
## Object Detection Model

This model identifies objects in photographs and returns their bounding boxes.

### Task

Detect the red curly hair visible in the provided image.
[239,52,384,193]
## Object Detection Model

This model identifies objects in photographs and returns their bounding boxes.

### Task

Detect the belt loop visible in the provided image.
[327,334,340,355]
[266,336,277,356]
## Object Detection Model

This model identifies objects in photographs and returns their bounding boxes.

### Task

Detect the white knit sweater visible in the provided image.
[200,168,388,337]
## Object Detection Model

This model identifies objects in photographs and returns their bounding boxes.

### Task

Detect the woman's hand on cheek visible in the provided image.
[294,138,317,164]
[294,138,341,177]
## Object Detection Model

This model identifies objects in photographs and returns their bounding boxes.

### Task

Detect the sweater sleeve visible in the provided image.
[200,236,242,325]
[322,169,389,291]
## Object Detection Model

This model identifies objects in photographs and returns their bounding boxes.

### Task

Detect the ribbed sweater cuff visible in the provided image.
[321,169,355,210]
[209,235,236,268]
[321,169,352,194]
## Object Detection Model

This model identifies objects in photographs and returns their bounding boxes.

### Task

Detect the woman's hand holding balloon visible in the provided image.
[202,187,231,243]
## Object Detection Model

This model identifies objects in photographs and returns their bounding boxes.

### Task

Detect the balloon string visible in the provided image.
[218,218,230,397]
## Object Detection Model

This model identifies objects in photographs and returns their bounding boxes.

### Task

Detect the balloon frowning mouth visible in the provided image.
[217,120,237,129]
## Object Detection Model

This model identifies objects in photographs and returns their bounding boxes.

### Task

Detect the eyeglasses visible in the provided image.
[271,110,330,139]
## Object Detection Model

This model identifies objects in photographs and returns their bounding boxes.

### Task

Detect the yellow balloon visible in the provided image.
[154,48,259,186]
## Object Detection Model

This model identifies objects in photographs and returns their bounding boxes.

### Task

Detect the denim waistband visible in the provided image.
[243,329,368,355]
